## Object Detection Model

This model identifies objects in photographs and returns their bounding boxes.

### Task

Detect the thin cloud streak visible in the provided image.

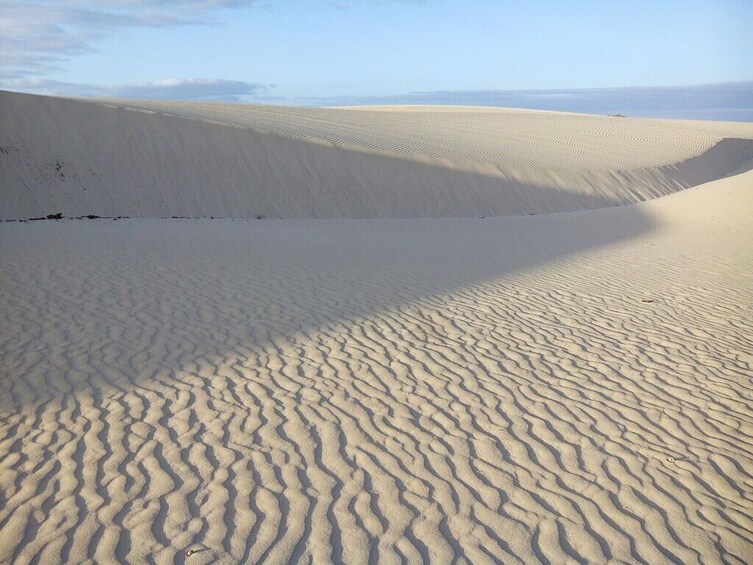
[2,77,272,102]
[5,79,750,122]
[112,78,271,101]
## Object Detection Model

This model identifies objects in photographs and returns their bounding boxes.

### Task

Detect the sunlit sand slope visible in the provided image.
[2,90,753,219]
[102,99,753,170]
[1,167,752,563]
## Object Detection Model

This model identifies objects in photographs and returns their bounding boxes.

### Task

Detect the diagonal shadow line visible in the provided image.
[1,93,753,412]
[2,152,753,564]
[0,178,731,563]
[0,189,664,412]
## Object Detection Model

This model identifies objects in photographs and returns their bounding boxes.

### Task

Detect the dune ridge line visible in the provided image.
[2,90,753,220]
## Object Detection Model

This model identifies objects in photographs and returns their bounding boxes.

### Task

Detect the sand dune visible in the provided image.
[2,164,753,562]
[2,92,753,563]
[2,90,753,220]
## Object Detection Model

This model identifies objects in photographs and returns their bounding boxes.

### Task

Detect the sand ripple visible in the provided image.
[2,174,752,562]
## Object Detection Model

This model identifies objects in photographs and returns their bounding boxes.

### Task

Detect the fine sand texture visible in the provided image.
[2,169,753,562]
[2,90,753,220]
[2,92,753,563]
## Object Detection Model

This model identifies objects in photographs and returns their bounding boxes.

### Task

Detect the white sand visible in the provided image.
[2,90,753,220]
[1,92,753,563]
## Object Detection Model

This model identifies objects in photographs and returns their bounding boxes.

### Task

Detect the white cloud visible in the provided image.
[0,0,423,98]
[0,1,261,81]
[112,78,271,100]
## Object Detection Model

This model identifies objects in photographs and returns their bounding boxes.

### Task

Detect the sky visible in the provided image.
[1,0,752,116]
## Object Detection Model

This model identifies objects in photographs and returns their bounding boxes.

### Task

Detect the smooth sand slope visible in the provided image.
[2,167,753,563]
[2,90,753,220]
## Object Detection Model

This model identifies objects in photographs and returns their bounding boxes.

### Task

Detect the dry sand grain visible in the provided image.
[1,92,752,563]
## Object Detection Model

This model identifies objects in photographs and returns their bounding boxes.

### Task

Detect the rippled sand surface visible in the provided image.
[2,168,752,563]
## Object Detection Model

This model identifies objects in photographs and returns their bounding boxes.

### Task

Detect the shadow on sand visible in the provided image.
[2,162,753,563]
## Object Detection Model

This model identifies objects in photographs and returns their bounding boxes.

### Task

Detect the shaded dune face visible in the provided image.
[2,90,753,220]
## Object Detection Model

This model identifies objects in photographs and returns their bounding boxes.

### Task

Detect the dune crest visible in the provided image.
[2,90,753,220]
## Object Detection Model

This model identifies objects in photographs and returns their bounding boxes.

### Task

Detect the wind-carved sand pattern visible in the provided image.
[2,91,753,563]
[2,167,753,563]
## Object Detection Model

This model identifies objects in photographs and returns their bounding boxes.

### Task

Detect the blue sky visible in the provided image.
[1,0,752,109]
